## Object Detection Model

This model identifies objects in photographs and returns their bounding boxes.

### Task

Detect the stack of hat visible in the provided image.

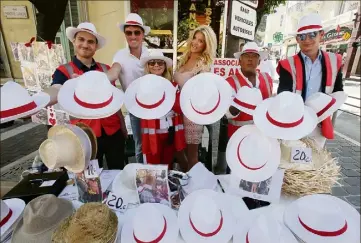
[0,199,25,242]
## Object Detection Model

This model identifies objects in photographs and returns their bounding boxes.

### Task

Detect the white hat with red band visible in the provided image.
[180,72,233,125]
[118,13,151,35]
[305,91,348,123]
[66,22,106,49]
[0,199,25,241]
[178,189,237,243]
[226,125,280,182]
[0,81,50,124]
[121,203,179,243]
[284,194,360,243]
[254,91,318,140]
[292,13,324,35]
[124,74,177,119]
[232,86,263,116]
[234,42,261,60]
[58,70,124,119]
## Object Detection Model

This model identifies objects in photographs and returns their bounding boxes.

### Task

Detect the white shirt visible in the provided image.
[112,45,149,91]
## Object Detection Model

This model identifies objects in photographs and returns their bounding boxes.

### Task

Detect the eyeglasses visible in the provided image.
[296,31,319,41]
[148,60,166,66]
[125,30,142,36]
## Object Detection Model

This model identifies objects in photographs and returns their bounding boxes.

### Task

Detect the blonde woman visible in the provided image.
[174,25,217,170]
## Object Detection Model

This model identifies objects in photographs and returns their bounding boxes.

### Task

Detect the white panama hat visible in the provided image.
[254,91,318,140]
[178,189,237,243]
[140,49,173,68]
[305,91,347,123]
[226,125,281,182]
[39,124,91,173]
[234,42,261,60]
[58,70,124,119]
[66,22,106,49]
[124,74,177,119]
[121,203,179,243]
[232,86,263,115]
[0,199,25,241]
[180,72,233,125]
[118,13,151,35]
[291,13,324,35]
[284,194,360,243]
[0,81,50,124]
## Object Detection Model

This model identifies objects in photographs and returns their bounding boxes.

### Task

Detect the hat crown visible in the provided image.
[125,13,144,26]
[242,42,260,53]
[239,132,271,168]
[190,78,219,110]
[136,75,167,104]
[1,81,34,111]
[238,86,263,105]
[297,13,322,31]
[190,195,221,233]
[305,92,333,112]
[133,204,165,241]
[148,49,166,59]
[268,92,305,123]
[0,200,10,222]
[77,22,98,34]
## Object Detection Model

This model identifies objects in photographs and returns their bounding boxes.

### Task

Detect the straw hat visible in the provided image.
[140,49,173,68]
[0,199,25,242]
[180,73,233,125]
[254,91,318,140]
[11,194,74,243]
[118,13,151,35]
[66,22,106,49]
[75,122,98,160]
[226,125,281,182]
[58,71,124,119]
[39,124,91,173]
[0,81,50,124]
[124,74,177,119]
[121,203,179,243]
[52,202,118,243]
[284,194,360,243]
[234,42,261,60]
[231,86,263,115]
[291,13,324,35]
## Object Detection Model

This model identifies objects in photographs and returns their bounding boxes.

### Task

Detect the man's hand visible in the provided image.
[71,73,80,79]
[106,63,122,82]
[229,106,240,116]
[43,84,62,107]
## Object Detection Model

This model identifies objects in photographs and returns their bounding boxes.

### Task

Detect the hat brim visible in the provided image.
[234,51,260,60]
[58,78,124,119]
[112,169,140,205]
[0,199,25,239]
[316,91,347,123]
[124,76,176,120]
[226,125,281,182]
[1,92,50,124]
[180,74,233,125]
[231,100,256,116]
[75,122,98,160]
[284,194,360,243]
[66,27,106,49]
[118,23,151,36]
[289,26,332,36]
[121,203,179,243]
[178,189,236,243]
[140,55,173,68]
[254,98,318,140]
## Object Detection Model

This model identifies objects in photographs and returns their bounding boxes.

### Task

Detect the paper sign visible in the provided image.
[104,192,129,213]
[39,180,56,187]
[291,147,312,164]
[84,160,100,179]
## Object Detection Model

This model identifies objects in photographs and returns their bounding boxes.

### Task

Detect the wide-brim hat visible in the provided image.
[121,203,179,243]
[66,22,106,49]
[118,13,151,35]
[254,92,318,140]
[0,81,50,124]
[180,72,233,125]
[124,74,176,119]
[75,122,98,160]
[290,13,324,35]
[226,125,281,182]
[140,49,173,68]
[305,91,347,123]
[284,194,360,243]
[178,189,236,243]
[232,86,263,115]
[234,42,260,60]
[0,199,25,241]
[58,71,124,119]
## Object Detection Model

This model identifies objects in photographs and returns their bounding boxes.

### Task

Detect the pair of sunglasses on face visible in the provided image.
[148,60,166,66]
[125,30,142,36]
[296,31,320,41]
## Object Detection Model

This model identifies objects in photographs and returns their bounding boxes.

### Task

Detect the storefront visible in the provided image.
[320,23,353,55]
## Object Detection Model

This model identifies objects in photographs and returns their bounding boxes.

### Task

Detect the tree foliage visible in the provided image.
[255,0,286,31]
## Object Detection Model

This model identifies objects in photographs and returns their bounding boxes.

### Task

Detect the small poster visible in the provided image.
[75,171,103,203]
[10,42,20,61]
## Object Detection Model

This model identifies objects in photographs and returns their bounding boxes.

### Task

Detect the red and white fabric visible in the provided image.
[1,199,25,242]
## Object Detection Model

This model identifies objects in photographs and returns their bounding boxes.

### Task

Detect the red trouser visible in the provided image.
[145,133,175,167]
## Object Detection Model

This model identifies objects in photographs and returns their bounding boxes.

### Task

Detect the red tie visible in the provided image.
[321,116,334,139]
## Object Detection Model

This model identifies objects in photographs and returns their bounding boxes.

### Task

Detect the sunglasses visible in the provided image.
[125,30,142,36]
[148,60,166,66]
[296,31,320,41]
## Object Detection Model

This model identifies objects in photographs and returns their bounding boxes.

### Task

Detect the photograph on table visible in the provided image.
[18,43,34,62]
[135,165,171,206]
[21,63,40,91]
[75,172,103,203]
[239,177,272,195]
[10,42,20,61]
[33,42,51,70]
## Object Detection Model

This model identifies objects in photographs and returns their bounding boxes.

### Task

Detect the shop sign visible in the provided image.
[3,6,28,19]
[188,1,213,30]
[273,32,283,43]
[211,58,241,78]
[240,0,258,9]
[322,25,352,43]
[230,1,257,40]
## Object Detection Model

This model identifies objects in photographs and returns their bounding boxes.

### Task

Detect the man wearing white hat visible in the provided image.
[106,13,151,164]
[44,22,127,169]
[277,13,344,148]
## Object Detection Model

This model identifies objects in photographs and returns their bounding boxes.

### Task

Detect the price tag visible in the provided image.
[84,160,100,179]
[291,147,312,164]
[104,192,129,213]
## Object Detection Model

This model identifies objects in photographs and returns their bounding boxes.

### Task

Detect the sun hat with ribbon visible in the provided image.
[254,91,318,140]
[284,194,360,243]
[58,70,124,119]
[305,91,347,123]
[124,74,177,119]
[52,202,118,243]
[234,42,261,60]
[75,122,98,160]
[180,72,233,125]
[291,13,324,35]
[121,203,179,243]
[118,13,151,35]
[66,22,106,49]
[226,125,281,182]
[0,81,50,124]
[0,199,25,242]
[178,189,237,243]
[140,49,173,68]
[39,124,91,173]
[11,194,74,243]
[231,86,263,115]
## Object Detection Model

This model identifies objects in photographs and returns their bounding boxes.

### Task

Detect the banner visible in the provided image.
[211,58,241,78]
